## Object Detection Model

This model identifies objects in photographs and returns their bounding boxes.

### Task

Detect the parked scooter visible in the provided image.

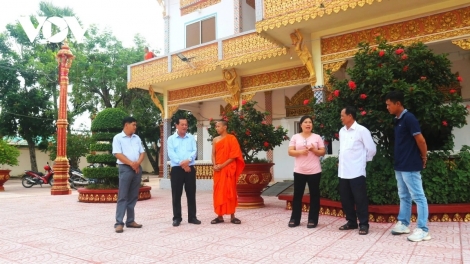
[69,167,88,190]
[22,163,54,188]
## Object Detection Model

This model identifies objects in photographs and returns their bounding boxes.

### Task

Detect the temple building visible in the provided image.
[127,0,470,183]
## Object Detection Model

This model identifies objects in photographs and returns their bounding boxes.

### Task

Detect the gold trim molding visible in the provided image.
[148,86,165,118]
[256,0,383,33]
[180,0,221,16]
[452,38,470,50]
[285,85,313,117]
[168,105,180,117]
[241,92,256,102]
[168,81,227,105]
[323,60,347,91]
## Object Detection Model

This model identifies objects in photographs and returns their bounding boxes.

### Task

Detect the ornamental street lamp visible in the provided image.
[51,40,74,195]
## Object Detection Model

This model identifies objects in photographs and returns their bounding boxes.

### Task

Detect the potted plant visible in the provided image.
[0,138,20,191]
[207,100,289,208]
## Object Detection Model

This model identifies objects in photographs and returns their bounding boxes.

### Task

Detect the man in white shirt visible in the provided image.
[338,106,376,235]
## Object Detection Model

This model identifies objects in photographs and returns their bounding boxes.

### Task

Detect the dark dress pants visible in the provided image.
[290,172,322,225]
[115,165,142,227]
[170,166,197,221]
[339,176,369,227]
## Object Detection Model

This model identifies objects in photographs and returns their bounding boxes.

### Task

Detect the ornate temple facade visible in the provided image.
[128,0,470,180]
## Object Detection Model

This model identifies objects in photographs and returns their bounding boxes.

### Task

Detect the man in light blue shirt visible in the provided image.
[167,118,200,226]
[112,117,145,233]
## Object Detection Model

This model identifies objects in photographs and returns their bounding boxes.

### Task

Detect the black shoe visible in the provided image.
[288,220,299,228]
[188,218,201,225]
[172,220,181,227]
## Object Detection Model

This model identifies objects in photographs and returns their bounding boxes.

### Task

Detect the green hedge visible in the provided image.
[91,133,115,142]
[319,146,470,205]
[90,143,112,152]
[91,108,128,132]
[86,154,117,164]
[82,167,119,189]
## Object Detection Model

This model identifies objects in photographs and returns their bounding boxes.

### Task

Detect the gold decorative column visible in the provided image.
[265,91,274,179]
[452,39,470,50]
[51,40,74,195]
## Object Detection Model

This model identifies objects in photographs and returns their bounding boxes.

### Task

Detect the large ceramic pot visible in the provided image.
[0,169,11,192]
[77,186,152,203]
[237,163,274,208]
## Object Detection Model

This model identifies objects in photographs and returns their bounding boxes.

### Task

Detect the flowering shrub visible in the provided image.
[311,38,468,153]
[0,138,20,167]
[207,100,289,163]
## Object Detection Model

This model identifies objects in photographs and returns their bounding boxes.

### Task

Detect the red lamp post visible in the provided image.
[51,40,74,195]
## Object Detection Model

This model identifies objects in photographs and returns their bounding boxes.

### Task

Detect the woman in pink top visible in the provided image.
[288,115,325,228]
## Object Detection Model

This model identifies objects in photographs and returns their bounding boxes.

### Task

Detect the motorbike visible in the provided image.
[22,163,54,188]
[69,167,89,190]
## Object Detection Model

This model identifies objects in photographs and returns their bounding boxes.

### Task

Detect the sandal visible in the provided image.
[211,218,224,224]
[359,225,369,235]
[288,220,299,228]
[339,223,358,230]
[230,218,241,224]
[307,222,317,229]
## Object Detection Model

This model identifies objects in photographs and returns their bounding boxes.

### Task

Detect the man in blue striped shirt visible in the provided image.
[112,117,145,233]
[167,118,200,226]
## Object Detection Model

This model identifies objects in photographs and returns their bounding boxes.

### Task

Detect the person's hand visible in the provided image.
[180,159,190,167]
[130,162,139,171]
[422,156,427,168]
[213,164,222,172]
[299,149,309,156]
[182,165,191,173]
[308,143,317,152]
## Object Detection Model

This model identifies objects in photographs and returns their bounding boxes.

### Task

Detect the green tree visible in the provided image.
[171,110,197,135]
[46,133,91,169]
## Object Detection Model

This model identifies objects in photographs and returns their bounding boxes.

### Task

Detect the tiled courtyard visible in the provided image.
[0,176,469,264]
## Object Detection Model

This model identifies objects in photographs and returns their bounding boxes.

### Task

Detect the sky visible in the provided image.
[0,0,164,131]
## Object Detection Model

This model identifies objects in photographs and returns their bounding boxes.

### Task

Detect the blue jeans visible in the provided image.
[395,171,429,232]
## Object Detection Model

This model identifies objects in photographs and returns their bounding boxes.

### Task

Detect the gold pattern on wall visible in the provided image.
[168,105,180,117]
[180,0,221,16]
[256,0,383,33]
[323,60,347,91]
[285,85,312,117]
[241,66,310,93]
[168,81,227,105]
[321,6,470,62]
[241,92,256,102]
[290,29,316,85]
[452,38,470,50]
[220,32,287,68]
[128,44,218,89]
[223,68,241,106]
[148,86,165,118]
[220,103,233,116]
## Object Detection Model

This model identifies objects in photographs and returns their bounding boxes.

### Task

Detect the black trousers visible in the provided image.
[290,172,321,225]
[339,176,369,227]
[170,166,197,221]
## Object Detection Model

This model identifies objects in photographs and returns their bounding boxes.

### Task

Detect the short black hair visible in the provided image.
[217,120,228,126]
[175,118,188,125]
[122,116,137,127]
[385,90,405,106]
[298,115,313,133]
[343,106,356,120]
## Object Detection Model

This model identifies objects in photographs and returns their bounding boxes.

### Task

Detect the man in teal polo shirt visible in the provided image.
[112,117,145,233]
[385,91,431,242]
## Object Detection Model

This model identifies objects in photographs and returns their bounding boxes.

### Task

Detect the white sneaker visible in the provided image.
[407,228,431,242]
[391,221,410,235]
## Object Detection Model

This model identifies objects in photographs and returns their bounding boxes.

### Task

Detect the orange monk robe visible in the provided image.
[145,51,155,60]
[213,134,245,215]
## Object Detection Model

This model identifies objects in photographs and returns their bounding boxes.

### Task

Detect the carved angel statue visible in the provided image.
[223,68,240,106]
[290,29,316,84]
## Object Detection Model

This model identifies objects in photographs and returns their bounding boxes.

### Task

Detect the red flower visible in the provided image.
[420,76,427,81]
[450,89,456,94]
[324,140,329,145]
[232,105,238,110]
[457,76,463,82]
[327,95,333,101]
[360,94,367,100]
[361,111,367,116]
[403,65,409,72]
[245,130,251,135]
[242,100,247,105]
[348,81,356,90]
[261,120,267,125]
[263,142,270,147]
[303,99,309,105]
[379,50,385,57]
[334,133,339,139]
[395,48,404,55]
[209,118,213,121]
[333,90,340,97]
[359,107,363,111]
[442,121,448,126]
[320,124,324,128]
[401,54,408,60]
[223,117,228,121]
[466,105,470,109]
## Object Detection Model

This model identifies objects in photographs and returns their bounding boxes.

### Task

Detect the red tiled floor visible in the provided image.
[1,176,469,264]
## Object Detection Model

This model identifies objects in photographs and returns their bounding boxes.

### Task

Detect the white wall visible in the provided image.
[168,0,235,53]
[241,0,256,32]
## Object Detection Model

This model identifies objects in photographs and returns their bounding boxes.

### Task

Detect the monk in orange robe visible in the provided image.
[211,120,245,224]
